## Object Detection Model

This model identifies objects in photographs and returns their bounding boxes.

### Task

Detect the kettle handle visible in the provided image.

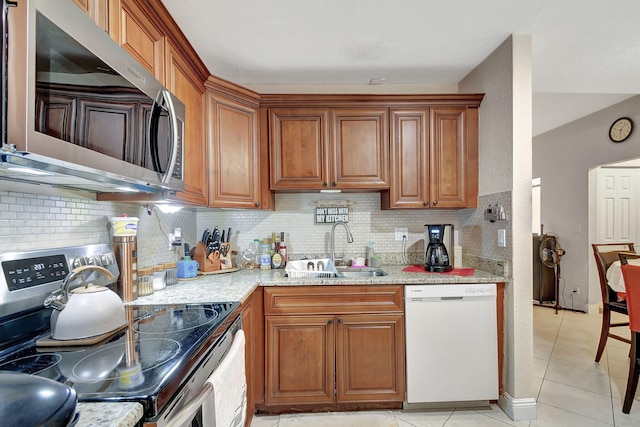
[44,265,116,311]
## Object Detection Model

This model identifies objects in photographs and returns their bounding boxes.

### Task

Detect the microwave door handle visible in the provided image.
[149,92,163,176]
[149,90,179,185]
[162,90,179,185]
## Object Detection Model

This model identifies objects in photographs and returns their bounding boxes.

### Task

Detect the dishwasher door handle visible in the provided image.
[441,296,464,301]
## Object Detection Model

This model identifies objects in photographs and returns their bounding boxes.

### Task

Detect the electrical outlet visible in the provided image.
[395,227,408,241]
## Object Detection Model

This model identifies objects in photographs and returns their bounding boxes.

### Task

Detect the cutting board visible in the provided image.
[36,323,127,348]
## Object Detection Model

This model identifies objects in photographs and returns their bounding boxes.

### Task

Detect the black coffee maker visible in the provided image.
[425,224,454,272]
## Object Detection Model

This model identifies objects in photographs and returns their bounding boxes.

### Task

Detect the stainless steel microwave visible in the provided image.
[2,0,184,193]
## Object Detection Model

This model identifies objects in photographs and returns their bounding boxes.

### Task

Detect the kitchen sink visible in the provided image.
[335,268,388,278]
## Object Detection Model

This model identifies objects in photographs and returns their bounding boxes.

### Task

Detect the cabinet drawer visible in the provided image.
[264,285,403,315]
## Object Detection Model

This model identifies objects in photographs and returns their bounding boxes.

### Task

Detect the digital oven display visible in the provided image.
[2,255,69,291]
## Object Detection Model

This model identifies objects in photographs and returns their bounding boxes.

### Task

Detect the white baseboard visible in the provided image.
[498,392,537,421]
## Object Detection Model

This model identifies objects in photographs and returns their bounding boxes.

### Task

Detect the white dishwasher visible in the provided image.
[405,283,498,404]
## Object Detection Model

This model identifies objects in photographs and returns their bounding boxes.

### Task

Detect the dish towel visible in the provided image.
[206,329,246,427]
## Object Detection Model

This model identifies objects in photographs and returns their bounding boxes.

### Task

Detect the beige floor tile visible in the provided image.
[544,361,611,396]
[606,343,631,363]
[251,415,280,427]
[394,409,452,427]
[608,357,632,380]
[538,380,614,424]
[278,411,398,427]
[442,407,519,426]
[611,395,640,426]
[533,333,556,360]
[533,357,549,379]
[529,402,612,426]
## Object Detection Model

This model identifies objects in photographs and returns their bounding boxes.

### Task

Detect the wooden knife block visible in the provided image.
[193,242,220,272]
[192,242,233,272]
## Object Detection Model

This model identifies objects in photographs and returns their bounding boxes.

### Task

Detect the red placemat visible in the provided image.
[402,265,475,276]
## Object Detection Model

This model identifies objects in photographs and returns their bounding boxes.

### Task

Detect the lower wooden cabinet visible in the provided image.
[264,286,405,407]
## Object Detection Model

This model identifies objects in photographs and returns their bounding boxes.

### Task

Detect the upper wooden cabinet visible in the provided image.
[72,0,111,33]
[268,108,388,191]
[268,108,329,190]
[165,42,207,206]
[206,77,268,209]
[382,101,480,209]
[113,0,165,83]
[331,109,389,189]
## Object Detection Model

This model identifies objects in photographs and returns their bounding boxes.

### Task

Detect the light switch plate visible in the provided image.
[498,229,506,247]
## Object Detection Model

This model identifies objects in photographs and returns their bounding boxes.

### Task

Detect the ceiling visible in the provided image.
[161,0,640,136]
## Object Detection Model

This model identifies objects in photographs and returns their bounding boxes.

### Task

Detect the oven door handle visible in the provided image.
[164,382,213,427]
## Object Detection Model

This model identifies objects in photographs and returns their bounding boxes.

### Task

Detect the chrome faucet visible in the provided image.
[330,221,354,265]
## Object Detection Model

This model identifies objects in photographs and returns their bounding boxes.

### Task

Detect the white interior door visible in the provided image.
[596,168,638,244]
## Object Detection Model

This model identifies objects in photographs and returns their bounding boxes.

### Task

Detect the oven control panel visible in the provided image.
[2,254,69,291]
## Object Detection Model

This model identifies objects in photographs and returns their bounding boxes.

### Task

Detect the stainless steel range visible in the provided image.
[0,244,241,426]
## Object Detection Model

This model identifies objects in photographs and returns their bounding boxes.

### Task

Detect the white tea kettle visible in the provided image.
[44,265,126,340]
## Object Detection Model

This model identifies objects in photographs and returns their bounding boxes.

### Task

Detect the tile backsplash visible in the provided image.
[0,184,511,272]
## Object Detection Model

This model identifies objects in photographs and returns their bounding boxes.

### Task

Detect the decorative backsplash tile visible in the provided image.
[0,185,512,274]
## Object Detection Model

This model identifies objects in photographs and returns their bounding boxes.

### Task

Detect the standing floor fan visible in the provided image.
[538,235,566,313]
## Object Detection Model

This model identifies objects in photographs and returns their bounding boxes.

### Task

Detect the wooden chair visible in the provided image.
[619,253,640,413]
[592,243,636,362]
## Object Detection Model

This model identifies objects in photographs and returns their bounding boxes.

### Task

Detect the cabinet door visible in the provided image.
[165,43,208,206]
[384,109,429,208]
[429,106,469,208]
[336,314,405,402]
[72,0,110,32]
[207,92,260,208]
[116,0,165,83]
[269,108,330,190]
[265,315,335,405]
[331,109,389,189]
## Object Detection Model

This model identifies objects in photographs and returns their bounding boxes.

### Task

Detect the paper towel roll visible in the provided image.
[454,246,462,268]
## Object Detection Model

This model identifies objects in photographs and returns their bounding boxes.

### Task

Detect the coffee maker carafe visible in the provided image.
[425,224,454,272]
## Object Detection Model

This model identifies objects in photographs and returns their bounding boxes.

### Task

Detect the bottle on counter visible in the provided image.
[260,240,272,270]
[278,232,287,268]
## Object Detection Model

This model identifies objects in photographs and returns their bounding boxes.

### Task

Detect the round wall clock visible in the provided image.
[609,117,633,142]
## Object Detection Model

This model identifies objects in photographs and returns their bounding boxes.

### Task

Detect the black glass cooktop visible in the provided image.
[0,302,238,414]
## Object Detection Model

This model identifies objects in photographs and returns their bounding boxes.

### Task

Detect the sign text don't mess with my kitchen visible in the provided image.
[315,207,349,224]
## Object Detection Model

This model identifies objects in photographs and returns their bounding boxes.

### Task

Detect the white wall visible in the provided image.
[460,35,536,420]
[533,95,640,311]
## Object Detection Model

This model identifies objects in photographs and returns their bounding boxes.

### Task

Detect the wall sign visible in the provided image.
[315,207,349,224]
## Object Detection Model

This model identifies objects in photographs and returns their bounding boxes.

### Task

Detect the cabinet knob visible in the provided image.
[338,318,343,324]
[433,200,438,206]
[323,182,328,187]
[255,202,261,207]
[332,182,338,187]
[328,319,334,325]
[423,201,429,206]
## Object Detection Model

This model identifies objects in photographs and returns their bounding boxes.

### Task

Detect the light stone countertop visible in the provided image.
[132,264,507,306]
[76,402,143,427]
[82,264,507,426]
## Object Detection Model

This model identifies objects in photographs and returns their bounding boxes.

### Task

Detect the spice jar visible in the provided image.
[137,267,154,296]
[152,264,166,291]
[164,262,178,286]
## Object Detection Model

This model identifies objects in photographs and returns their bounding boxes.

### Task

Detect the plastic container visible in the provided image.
[112,216,139,236]
[164,262,178,285]
[137,267,154,296]
[151,265,166,291]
